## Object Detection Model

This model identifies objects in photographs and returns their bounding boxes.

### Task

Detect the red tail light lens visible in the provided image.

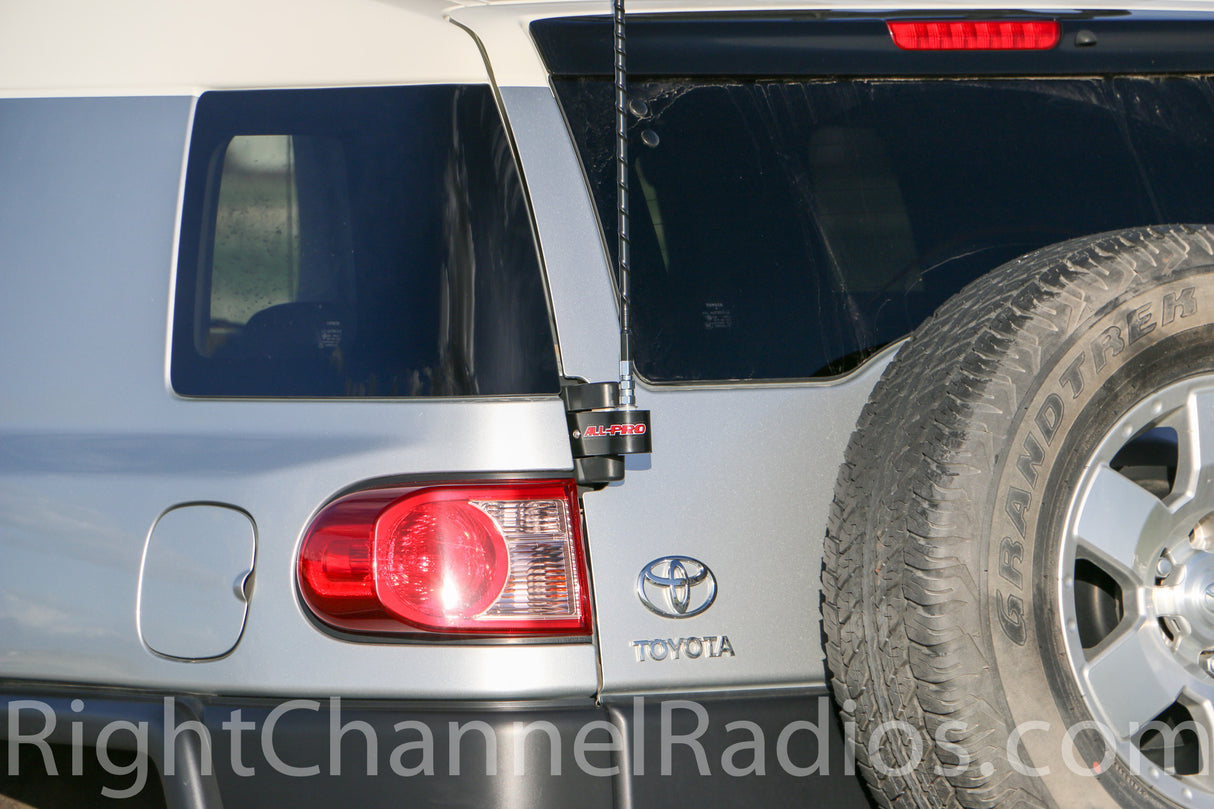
[888,20,1060,51]
[376,497,509,625]
[299,480,591,636]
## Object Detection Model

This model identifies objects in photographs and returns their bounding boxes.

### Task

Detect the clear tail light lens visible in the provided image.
[299,480,591,637]
[888,20,1060,51]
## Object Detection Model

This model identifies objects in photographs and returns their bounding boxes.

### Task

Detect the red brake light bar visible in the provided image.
[299,480,591,637]
[888,20,1061,51]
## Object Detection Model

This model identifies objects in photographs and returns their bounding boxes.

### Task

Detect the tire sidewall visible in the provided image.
[986,270,1214,809]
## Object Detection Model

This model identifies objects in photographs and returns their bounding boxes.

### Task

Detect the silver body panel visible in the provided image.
[500,84,888,694]
[499,86,623,385]
[0,95,597,700]
[584,373,888,694]
[2,29,884,703]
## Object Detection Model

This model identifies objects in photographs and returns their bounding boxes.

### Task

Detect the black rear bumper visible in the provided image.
[1,686,873,809]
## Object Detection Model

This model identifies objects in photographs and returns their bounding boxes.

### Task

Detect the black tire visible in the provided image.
[824,225,1214,809]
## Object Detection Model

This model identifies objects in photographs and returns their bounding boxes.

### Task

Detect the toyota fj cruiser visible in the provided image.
[7,2,1214,808]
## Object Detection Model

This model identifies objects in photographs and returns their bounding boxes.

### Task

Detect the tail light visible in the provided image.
[888,20,1060,51]
[299,480,591,637]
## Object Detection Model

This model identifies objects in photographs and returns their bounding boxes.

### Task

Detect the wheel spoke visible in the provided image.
[1179,697,1214,784]
[1075,464,1172,579]
[1085,621,1186,736]
[1171,388,1214,506]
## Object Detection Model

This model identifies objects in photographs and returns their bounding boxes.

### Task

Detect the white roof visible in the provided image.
[5,0,1214,95]
[0,0,488,96]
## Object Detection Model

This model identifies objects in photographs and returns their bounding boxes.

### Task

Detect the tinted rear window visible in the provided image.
[555,76,1214,382]
[173,86,558,397]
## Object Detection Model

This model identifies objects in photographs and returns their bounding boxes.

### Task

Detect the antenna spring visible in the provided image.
[613,0,635,408]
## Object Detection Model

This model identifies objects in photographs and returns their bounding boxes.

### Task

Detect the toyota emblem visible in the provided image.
[637,556,717,618]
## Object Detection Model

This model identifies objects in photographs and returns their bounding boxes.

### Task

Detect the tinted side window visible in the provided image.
[173,86,558,397]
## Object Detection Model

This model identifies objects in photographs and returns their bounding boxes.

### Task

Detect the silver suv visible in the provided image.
[7,3,1214,808]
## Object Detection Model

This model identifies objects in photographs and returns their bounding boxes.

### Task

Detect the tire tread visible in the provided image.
[823,225,1214,809]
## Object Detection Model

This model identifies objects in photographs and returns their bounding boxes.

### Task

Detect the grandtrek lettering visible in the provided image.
[999,538,1024,589]
[1060,287,1197,396]
[583,424,647,438]
[1016,434,1044,487]
[1034,394,1064,445]
[997,591,1028,646]
[1163,287,1197,325]
[1090,325,1125,373]
[994,286,1199,646]
[1004,488,1031,539]
[632,636,735,662]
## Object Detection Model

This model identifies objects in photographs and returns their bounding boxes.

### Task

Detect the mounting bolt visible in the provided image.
[1201,651,1214,678]
[1157,556,1174,578]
